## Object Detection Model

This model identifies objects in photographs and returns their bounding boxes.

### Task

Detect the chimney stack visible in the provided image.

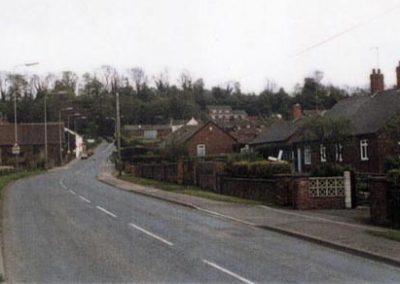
[370,68,384,94]
[396,62,400,89]
[292,103,302,121]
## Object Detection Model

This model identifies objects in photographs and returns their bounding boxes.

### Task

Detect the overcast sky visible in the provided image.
[1,0,400,92]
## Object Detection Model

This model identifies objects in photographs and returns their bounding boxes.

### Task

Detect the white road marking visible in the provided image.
[202,260,254,284]
[69,189,76,195]
[59,179,67,190]
[79,195,91,203]
[128,223,173,246]
[96,206,117,218]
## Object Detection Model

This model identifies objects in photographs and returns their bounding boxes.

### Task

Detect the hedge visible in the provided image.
[387,169,400,189]
[225,160,292,178]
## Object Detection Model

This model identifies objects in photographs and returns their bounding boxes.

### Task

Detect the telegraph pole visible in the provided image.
[116,91,122,176]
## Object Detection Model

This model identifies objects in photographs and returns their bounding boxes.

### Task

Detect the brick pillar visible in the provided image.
[176,159,184,185]
[369,176,390,225]
[292,177,310,209]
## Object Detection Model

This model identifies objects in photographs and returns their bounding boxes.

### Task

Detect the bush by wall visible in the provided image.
[387,169,400,189]
[225,160,292,178]
[310,163,351,177]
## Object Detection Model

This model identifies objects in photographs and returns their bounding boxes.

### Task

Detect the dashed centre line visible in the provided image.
[59,179,67,190]
[128,223,173,246]
[96,206,117,218]
[202,260,254,284]
[69,189,76,195]
[79,195,91,203]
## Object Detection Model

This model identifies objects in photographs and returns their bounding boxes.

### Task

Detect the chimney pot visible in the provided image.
[292,104,302,121]
[370,68,384,93]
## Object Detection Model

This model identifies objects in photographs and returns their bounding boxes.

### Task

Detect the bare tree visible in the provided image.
[264,78,277,93]
[178,70,192,91]
[128,67,147,93]
[153,68,170,91]
[0,71,9,101]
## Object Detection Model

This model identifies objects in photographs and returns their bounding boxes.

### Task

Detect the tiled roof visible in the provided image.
[250,119,301,145]
[0,122,64,145]
[206,105,232,111]
[325,90,400,135]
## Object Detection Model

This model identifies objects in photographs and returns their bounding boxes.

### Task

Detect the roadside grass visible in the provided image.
[366,230,400,242]
[0,170,44,193]
[119,174,261,205]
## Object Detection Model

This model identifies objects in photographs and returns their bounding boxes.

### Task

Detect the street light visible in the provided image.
[58,107,73,165]
[12,62,39,170]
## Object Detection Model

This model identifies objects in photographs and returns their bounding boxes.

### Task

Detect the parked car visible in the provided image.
[81,152,88,159]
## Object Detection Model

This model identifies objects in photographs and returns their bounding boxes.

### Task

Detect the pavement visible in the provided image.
[99,156,400,268]
[3,142,400,283]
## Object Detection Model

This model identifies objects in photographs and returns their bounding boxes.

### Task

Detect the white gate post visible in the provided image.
[344,171,352,209]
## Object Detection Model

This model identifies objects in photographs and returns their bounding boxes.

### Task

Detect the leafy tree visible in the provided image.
[303,116,353,165]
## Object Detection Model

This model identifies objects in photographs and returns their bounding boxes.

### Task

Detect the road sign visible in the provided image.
[12,144,20,155]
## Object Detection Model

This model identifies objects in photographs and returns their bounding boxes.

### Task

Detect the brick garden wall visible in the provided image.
[127,161,349,210]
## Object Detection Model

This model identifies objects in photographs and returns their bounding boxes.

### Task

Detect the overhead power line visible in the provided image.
[291,4,400,57]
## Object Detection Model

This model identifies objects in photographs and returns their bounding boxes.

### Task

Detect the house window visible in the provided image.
[320,144,327,162]
[335,144,343,162]
[304,146,312,165]
[197,144,206,157]
[360,139,369,161]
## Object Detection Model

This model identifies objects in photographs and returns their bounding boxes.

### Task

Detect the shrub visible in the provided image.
[227,152,263,163]
[384,157,400,172]
[225,160,292,178]
[387,169,400,189]
[310,163,351,177]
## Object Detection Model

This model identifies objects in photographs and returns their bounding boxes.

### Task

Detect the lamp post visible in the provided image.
[115,92,122,176]
[12,62,39,170]
[58,107,73,165]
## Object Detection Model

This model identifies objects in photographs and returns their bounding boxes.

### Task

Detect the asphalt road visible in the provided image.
[3,143,400,283]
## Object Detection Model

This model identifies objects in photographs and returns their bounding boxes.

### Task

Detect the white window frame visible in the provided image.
[196,144,206,157]
[360,139,369,161]
[335,143,343,162]
[304,146,312,165]
[320,144,327,163]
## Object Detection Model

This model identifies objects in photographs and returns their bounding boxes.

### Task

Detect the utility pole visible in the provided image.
[13,91,18,170]
[44,94,48,169]
[116,91,122,176]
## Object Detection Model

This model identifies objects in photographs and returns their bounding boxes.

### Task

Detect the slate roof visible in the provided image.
[250,119,301,145]
[206,105,232,112]
[0,122,64,145]
[325,89,400,135]
[164,123,204,145]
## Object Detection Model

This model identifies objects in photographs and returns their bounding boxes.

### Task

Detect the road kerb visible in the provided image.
[97,173,400,269]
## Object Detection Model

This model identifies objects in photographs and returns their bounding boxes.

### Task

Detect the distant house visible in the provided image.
[0,122,65,167]
[207,105,248,121]
[123,117,199,141]
[165,120,238,157]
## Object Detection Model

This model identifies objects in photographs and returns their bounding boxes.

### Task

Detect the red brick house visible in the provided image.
[0,122,65,168]
[251,65,400,174]
[165,120,238,157]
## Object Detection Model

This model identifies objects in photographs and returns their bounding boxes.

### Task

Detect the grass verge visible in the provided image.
[366,230,400,242]
[0,170,44,193]
[119,174,261,205]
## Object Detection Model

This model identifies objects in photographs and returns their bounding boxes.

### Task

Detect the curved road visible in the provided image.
[3,143,400,283]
